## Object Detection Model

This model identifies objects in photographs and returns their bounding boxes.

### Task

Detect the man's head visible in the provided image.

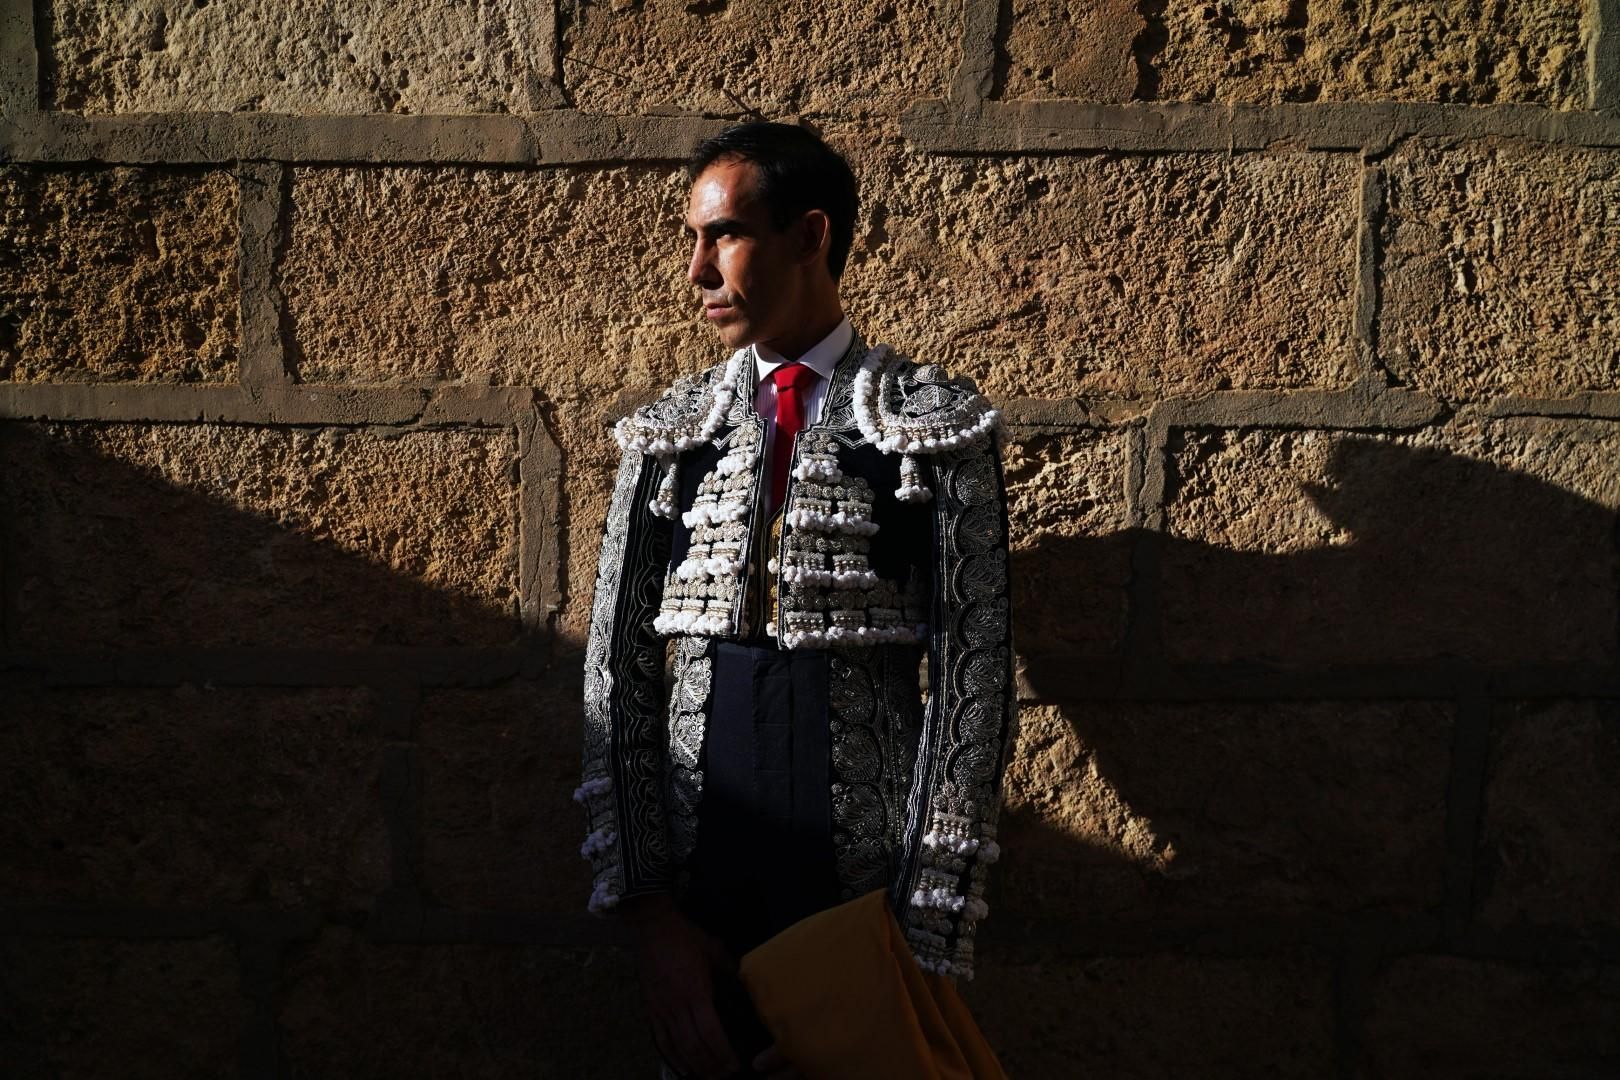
[684,122,858,353]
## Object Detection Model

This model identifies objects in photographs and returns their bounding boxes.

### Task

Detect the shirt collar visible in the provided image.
[752,316,854,383]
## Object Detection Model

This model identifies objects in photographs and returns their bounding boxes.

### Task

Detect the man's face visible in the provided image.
[684,159,804,350]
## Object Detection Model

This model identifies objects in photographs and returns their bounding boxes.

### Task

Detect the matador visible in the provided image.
[574,122,1017,1080]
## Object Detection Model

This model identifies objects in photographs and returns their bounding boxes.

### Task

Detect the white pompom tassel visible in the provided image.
[896,452,932,503]
[648,455,680,519]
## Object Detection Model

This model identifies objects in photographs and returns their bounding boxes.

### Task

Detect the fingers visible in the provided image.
[649,995,729,1080]
[754,1043,803,1079]
[656,999,741,1080]
[649,1019,683,1078]
[688,996,742,1077]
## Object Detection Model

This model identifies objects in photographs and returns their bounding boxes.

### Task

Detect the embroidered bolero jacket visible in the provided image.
[575,332,1017,981]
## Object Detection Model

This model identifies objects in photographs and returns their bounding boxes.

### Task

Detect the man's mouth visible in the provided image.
[704,301,736,320]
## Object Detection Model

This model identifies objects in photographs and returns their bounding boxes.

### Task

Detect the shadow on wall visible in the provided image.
[2,423,1618,1076]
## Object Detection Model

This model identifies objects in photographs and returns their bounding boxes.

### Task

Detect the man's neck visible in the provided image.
[756,308,846,362]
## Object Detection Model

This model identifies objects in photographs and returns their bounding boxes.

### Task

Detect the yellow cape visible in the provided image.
[738,888,1009,1080]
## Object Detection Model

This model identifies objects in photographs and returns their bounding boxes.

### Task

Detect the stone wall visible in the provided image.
[4,0,1620,1075]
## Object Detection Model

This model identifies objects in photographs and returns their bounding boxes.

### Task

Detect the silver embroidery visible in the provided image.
[829,651,889,898]
[665,635,712,867]
[578,446,676,912]
[893,437,1015,980]
[829,646,925,902]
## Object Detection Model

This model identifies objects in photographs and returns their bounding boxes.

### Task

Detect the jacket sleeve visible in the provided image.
[891,428,1017,981]
[574,442,677,914]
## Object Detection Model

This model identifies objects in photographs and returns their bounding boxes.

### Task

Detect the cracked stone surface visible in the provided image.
[1162,418,1620,667]
[1003,430,1134,662]
[1003,0,1588,107]
[1363,956,1620,1077]
[43,0,555,113]
[279,930,652,1075]
[1381,142,1620,402]
[560,0,953,117]
[0,937,244,1079]
[1478,699,1620,930]
[2,422,520,649]
[0,165,238,382]
[1,685,387,907]
[968,949,1336,1078]
[997,701,1449,921]
[419,678,593,913]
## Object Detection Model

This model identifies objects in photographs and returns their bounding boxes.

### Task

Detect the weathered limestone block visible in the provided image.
[560,0,953,117]
[0,165,237,381]
[280,930,652,1075]
[1003,0,1145,101]
[1362,956,1620,1078]
[419,678,589,912]
[283,165,698,390]
[1004,430,1134,662]
[284,164,680,648]
[1382,142,1620,401]
[1004,0,1587,106]
[0,685,387,907]
[0,937,243,1079]
[966,951,1334,1078]
[558,412,632,647]
[997,701,1449,921]
[43,0,554,113]
[1477,700,1620,930]
[1162,419,1620,667]
[1,422,519,649]
[840,135,1361,399]
[286,142,1359,403]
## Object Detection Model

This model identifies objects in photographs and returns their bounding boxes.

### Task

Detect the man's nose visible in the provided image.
[687,239,718,287]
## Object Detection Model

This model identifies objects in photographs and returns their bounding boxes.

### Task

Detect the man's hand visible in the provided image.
[622,894,741,1079]
[752,1041,803,1079]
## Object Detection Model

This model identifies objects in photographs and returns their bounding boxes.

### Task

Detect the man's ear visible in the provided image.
[798,209,832,268]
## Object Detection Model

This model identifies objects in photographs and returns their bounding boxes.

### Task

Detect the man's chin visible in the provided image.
[711,321,755,350]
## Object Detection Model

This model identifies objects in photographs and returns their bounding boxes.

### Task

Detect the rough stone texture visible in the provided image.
[1004,1,1589,106]
[995,701,1449,922]
[1,422,520,650]
[839,134,1362,400]
[1477,700,1620,931]
[42,0,554,114]
[283,165,699,390]
[1002,0,1145,102]
[284,141,1361,401]
[559,0,953,118]
[966,951,1335,1078]
[279,929,653,1077]
[281,164,699,645]
[419,677,592,912]
[1360,956,1620,1079]
[0,685,387,908]
[280,147,1360,644]
[0,165,238,382]
[0,936,244,1078]
[1004,430,1134,662]
[1162,418,1620,667]
[1381,142,1620,402]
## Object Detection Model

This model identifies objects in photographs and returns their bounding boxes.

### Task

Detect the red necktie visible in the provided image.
[768,361,817,516]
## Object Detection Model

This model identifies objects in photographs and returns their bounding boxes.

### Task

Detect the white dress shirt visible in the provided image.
[752,315,854,434]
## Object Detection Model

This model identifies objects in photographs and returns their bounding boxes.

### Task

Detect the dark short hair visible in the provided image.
[688,122,859,282]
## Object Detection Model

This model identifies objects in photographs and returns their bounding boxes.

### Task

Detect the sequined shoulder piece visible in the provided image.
[613,350,749,456]
[851,345,1002,504]
[852,345,1001,457]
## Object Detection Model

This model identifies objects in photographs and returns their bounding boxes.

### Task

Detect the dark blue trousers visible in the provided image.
[668,638,843,1079]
